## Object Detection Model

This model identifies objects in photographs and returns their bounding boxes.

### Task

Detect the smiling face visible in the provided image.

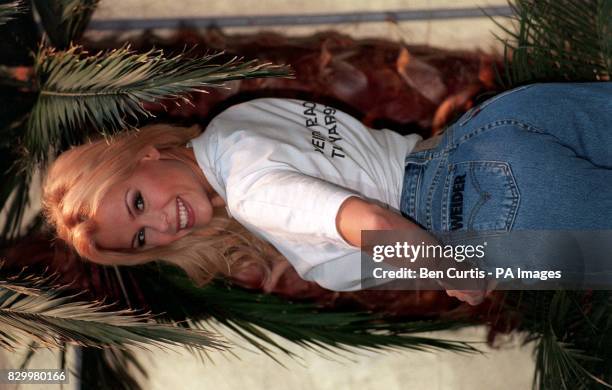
[92,145,224,251]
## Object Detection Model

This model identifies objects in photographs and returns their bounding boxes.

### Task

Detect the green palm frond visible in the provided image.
[0,262,60,295]
[23,343,149,390]
[536,332,611,390]
[32,0,100,48]
[507,291,612,390]
[135,264,478,364]
[19,342,142,390]
[491,0,612,87]
[0,284,227,352]
[80,346,147,390]
[0,1,24,26]
[0,112,35,244]
[26,45,293,163]
[0,164,32,243]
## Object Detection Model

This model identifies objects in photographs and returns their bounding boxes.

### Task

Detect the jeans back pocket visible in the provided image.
[441,161,520,232]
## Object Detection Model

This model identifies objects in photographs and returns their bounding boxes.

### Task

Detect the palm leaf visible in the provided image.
[133,263,479,364]
[0,1,24,26]
[491,0,611,87]
[505,291,612,389]
[18,342,144,390]
[0,89,36,244]
[25,45,293,163]
[0,163,31,243]
[0,262,60,295]
[32,0,99,48]
[79,346,147,390]
[0,284,227,352]
[536,332,612,390]
[0,2,40,68]
[18,340,38,369]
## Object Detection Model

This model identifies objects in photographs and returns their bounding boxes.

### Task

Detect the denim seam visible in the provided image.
[467,164,488,229]
[413,167,421,222]
[401,160,428,223]
[426,156,445,230]
[451,119,549,149]
[405,166,417,220]
[503,163,521,230]
[515,119,602,167]
[459,85,537,127]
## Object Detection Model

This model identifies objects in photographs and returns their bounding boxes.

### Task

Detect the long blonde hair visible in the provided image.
[42,123,277,286]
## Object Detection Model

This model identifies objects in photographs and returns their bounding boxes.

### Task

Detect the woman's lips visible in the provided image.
[176,196,195,231]
[184,198,195,229]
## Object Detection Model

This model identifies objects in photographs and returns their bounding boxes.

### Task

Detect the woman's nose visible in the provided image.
[140,211,170,232]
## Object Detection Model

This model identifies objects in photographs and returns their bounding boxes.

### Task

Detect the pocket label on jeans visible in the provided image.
[442,161,520,232]
[449,173,467,230]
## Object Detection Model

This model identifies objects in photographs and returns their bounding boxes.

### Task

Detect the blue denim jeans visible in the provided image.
[399,82,612,280]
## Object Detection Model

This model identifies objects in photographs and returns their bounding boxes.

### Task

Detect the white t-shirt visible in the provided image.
[189,98,422,291]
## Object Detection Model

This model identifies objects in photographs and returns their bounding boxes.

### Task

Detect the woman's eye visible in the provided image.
[134,192,144,211]
[133,192,145,248]
[137,228,146,247]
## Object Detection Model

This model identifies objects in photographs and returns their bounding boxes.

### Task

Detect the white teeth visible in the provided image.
[177,198,188,229]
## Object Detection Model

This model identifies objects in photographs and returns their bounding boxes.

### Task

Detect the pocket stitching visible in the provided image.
[467,164,489,229]
[503,163,521,230]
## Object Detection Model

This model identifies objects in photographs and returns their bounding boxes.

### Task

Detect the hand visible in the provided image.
[445,280,497,306]
[445,289,487,305]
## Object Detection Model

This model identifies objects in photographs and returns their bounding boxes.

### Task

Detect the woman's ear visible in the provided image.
[140,145,161,161]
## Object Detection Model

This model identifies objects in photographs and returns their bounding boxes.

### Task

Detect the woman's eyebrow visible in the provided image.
[124,189,136,249]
